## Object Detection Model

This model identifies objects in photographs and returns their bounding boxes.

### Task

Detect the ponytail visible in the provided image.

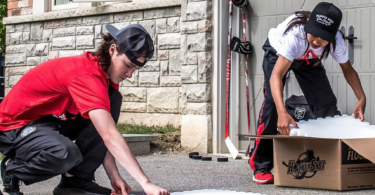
[91,33,123,72]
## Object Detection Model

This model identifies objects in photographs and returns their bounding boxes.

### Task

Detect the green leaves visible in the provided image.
[0,0,7,55]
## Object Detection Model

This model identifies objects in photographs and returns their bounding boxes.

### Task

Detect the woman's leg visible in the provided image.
[292,59,340,118]
[249,39,287,172]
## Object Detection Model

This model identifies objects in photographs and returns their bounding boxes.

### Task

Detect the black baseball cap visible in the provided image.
[105,24,154,67]
[304,2,342,42]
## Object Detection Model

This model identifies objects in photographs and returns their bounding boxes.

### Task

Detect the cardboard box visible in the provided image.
[239,135,375,191]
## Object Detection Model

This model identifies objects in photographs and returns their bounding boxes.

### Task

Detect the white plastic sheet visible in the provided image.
[171,189,264,195]
[289,114,375,139]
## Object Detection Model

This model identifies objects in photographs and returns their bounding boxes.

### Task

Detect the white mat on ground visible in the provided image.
[170,189,264,195]
[289,114,375,138]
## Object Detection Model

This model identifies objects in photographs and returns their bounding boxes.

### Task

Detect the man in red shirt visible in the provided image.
[0,24,170,195]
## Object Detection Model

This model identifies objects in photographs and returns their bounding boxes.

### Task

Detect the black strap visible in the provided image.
[232,0,248,8]
[230,36,253,54]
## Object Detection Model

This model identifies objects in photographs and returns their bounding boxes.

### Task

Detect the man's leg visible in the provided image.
[0,117,82,192]
[53,86,122,195]
[62,86,122,180]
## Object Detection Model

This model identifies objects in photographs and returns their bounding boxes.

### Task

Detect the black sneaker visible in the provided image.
[1,157,23,195]
[53,174,112,195]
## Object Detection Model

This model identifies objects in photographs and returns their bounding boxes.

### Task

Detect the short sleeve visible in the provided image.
[331,32,349,64]
[68,74,110,118]
[277,32,302,62]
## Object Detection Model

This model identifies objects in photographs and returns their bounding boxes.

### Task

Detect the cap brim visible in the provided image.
[105,24,119,39]
[304,21,335,42]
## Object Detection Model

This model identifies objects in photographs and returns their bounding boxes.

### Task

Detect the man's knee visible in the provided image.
[109,87,122,123]
[109,87,123,105]
[45,142,82,174]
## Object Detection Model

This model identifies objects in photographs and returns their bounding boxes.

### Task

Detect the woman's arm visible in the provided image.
[270,55,298,135]
[339,60,366,121]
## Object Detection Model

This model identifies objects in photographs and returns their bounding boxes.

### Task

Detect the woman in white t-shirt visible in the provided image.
[248,2,366,185]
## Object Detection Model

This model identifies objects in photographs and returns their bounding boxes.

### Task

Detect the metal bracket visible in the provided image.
[342,26,357,65]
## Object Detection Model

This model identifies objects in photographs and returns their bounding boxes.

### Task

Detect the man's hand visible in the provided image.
[277,112,298,135]
[110,176,131,195]
[89,110,170,195]
[353,97,366,121]
[142,181,170,195]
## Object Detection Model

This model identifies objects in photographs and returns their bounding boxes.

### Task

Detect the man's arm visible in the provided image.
[89,109,169,195]
[102,151,120,181]
[103,151,132,194]
[339,60,366,121]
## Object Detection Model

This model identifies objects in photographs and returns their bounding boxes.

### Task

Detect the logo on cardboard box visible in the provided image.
[342,142,371,165]
[282,150,326,179]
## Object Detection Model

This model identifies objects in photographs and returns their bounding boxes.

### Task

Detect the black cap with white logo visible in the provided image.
[105,24,154,67]
[304,2,342,42]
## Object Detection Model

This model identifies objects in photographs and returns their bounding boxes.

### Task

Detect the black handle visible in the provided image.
[340,26,356,65]
[344,34,357,42]
[344,26,357,43]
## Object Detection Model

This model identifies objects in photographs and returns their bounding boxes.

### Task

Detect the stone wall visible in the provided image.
[180,0,213,153]
[4,0,213,153]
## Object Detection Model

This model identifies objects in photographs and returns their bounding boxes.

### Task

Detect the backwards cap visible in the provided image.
[105,24,154,67]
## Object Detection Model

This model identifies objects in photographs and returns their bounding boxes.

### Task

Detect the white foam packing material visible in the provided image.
[289,114,375,139]
[170,189,265,195]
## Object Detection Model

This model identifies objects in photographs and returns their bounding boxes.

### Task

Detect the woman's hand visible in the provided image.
[340,60,366,122]
[270,55,295,135]
[353,97,366,121]
[142,181,170,195]
[277,112,298,135]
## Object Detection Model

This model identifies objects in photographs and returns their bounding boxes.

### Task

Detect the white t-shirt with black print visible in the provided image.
[268,14,349,64]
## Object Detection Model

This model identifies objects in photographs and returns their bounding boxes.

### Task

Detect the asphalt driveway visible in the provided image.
[1,153,374,194]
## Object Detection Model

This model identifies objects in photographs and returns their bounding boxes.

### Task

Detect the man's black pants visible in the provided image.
[0,86,122,185]
[248,39,340,171]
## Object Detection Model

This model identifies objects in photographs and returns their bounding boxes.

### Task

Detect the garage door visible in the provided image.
[237,0,375,152]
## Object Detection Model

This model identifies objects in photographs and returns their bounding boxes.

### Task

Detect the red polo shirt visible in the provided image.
[0,52,119,131]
